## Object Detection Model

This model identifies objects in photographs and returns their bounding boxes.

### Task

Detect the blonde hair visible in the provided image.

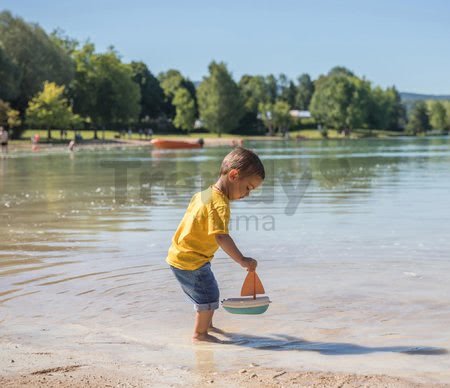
[219,147,265,179]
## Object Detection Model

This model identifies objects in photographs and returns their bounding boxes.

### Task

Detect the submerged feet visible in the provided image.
[192,333,222,343]
[209,325,225,334]
[192,326,228,343]
[192,312,225,343]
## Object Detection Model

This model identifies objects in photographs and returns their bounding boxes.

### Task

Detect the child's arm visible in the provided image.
[215,234,257,271]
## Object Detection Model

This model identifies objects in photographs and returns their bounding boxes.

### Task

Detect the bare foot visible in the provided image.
[192,333,222,343]
[209,326,225,334]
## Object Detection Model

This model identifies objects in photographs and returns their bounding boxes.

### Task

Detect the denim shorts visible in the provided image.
[170,262,219,311]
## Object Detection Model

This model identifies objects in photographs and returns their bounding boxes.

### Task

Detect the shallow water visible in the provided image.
[1,137,450,383]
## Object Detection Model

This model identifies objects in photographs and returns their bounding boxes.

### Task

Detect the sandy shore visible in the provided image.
[1,341,444,388]
[1,368,437,388]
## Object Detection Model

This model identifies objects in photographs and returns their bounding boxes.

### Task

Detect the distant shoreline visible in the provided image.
[4,129,447,155]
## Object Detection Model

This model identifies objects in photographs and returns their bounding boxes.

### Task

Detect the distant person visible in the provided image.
[128,128,132,139]
[31,133,40,151]
[166,147,265,343]
[0,126,8,155]
[147,128,153,139]
[138,128,143,139]
[231,139,244,147]
[68,139,76,152]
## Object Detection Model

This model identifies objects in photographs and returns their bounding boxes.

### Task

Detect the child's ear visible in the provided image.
[229,169,239,181]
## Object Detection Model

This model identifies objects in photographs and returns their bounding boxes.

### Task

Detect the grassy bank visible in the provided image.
[290,128,407,139]
[16,129,245,143]
[14,128,409,143]
[6,128,422,149]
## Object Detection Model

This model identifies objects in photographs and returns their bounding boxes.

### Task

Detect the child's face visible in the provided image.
[227,171,263,200]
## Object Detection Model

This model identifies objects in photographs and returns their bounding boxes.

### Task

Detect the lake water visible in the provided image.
[1,137,450,383]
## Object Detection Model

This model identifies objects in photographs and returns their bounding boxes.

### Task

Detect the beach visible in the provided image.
[1,138,450,386]
[2,2,449,384]
[1,341,440,387]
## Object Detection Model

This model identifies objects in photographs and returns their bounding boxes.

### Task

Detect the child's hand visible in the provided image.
[241,257,257,271]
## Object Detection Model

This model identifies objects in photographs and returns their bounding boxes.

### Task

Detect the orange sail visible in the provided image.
[240,271,265,299]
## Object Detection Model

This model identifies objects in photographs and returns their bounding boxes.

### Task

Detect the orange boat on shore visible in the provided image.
[150,138,204,149]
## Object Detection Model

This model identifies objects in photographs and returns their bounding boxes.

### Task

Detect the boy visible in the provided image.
[167,147,265,343]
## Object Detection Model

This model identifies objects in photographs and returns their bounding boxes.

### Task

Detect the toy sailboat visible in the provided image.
[222,270,271,315]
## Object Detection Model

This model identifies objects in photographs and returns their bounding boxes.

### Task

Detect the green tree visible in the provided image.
[265,74,278,103]
[158,69,197,118]
[346,77,372,131]
[70,43,97,128]
[238,75,273,133]
[159,69,184,97]
[130,61,165,120]
[239,75,271,113]
[369,86,389,129]
[93,51,140,134]
[407,101,430,134]
[197,61,243,136]
[25,82,78,139]
[70,45,140,138]
[428,101,447,130]
[50,28,79,55]
[282,80,297,108]
[384,87,406,131]
[328,66,355,77]
[258,100,291,135]
[278,74,296,107]
[310,73,371,133]
[295,73,314,110]
[172,87,196,132]
[0,46,21,101]
[442,101,450,131]
[272,100,292,135]
[0,99,22,137]
[0,11,74,111]
[258,102,275,135]
[7,107,21,129]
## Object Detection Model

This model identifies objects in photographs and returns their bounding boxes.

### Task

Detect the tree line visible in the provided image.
[1,11,449,139]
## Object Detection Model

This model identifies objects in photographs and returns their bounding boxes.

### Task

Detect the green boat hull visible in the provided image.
[223,304,269,315]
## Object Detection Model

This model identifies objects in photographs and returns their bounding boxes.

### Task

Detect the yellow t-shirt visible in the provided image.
[166,186,230,270]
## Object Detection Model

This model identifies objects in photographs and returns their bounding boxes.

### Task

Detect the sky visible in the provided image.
[2,0,450,94]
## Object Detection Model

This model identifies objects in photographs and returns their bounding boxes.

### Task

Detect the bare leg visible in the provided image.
[193,310,221,343]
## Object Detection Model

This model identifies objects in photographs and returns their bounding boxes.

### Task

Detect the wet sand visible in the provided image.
[1,341,440,388]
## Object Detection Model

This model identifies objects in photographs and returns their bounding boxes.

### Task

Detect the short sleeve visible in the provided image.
[207,205,230,235]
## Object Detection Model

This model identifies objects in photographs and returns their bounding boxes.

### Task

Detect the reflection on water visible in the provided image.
[1,137,450,381]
